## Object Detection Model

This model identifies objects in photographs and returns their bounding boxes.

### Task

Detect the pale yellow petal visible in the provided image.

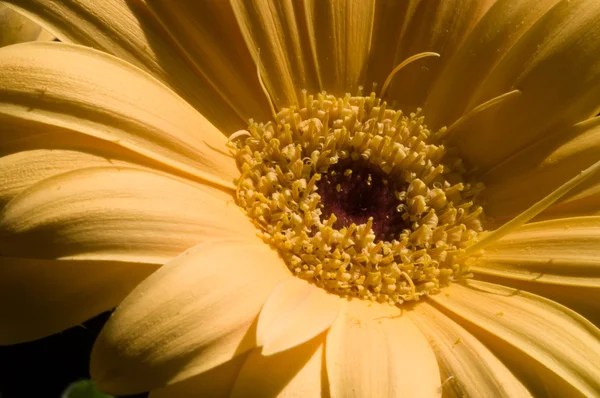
[230,0,319,110]
[0,41,238,189]
[384,0,495,111]
[303,0,375,96]
[474,216,600,288]
[450,0,600,169]
[257,278,340,355]
[5,0,245,133]
[231,336,325,398]
[90,238,291,395]
[0,149,135,208]
[0,3,46,46]
[425,0,562,128]
[0,167,254,264]
[430,281,600,396]
[0,257,158,345]
[409,303,531,398]
[326,299,441,398]
[481,117,600,221]
[149,355,248,398]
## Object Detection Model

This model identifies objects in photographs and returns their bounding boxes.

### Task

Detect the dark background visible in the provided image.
[0,311,148,398]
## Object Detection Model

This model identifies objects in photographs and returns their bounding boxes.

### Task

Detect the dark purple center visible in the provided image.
[316,159,409,241]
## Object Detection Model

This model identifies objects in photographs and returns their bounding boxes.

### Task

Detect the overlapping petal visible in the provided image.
[0,3,52,46]
[326,299,441,398]
[230,0,319,110]
[0,41,238,189]
[430,281,600,396]
[0,257,158,345]
[232,337,325,398]
[409,303,531,398]
[257,277,339,355]
[303,0,375,97]
[481,117,600,221]
[90,238,291,395]
[3,0,246,132]
[0,167,254,263]
[448,0,600,169]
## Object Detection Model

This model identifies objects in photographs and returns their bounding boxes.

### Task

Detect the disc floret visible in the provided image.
[231,92,485,305]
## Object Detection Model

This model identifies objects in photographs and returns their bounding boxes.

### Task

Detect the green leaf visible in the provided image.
[62,380,114,398]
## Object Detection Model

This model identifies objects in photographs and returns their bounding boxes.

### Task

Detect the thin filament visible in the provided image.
[256,48,277,119]
[380,52,440,99]
[462,158,600,257]
[443,90,521,138]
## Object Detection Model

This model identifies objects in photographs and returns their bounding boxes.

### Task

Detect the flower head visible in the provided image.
[1,1,600,397]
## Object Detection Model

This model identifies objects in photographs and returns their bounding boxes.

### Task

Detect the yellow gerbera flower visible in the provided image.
[1,1,600,397]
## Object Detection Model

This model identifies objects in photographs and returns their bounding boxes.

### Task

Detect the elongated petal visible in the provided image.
[474,216,600,288]
[5,0,245,133]
[0,167,254,263]
[0,257,158,345]
[90,238,291,395]
[451,0,600,169]
[425,0,561,128]
[430,281,600,396]
[409,303,531,398]
[481,117,600,221]
[257,278,339,355]
[303,0,375,96]
[326,299,441,398]
[0,149,136,208]
[232,336,325,398]
[0,41,237,189]
[230,0,319,110]
[149,355,248,398]
[384,0,495,111]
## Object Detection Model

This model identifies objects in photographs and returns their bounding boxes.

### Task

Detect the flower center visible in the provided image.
[316,159,409,241]
[231,92,486,305]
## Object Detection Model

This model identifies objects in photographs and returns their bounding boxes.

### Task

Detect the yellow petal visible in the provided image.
[0,257,158,345]
[481,117,600,221]
[383,0,495,111]
[0,41,238,189]
[425,0,562,128]
[430,281,600,396]
[326,299,441,398]
[450,0,600,169]
[230,0,319,110]
[474,216,600,288]
[257,278,340,355]
[135,1,272,126]
[0,166,254,264]
[231,336,325,398]
[303,0,376,96]
[0,149,136,208]
[0,3,49,46]
[90,238,290,395]
[6,0,245,133]
[409,303,531,398]
[149,355,248,398]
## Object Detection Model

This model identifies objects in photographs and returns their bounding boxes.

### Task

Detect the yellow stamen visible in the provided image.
[462,158,600,257]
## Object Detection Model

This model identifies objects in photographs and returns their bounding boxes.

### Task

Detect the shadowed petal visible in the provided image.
[0,257,159,345]
[231,336,325,398]
[90,238,291,395]
[5,0,246,133]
